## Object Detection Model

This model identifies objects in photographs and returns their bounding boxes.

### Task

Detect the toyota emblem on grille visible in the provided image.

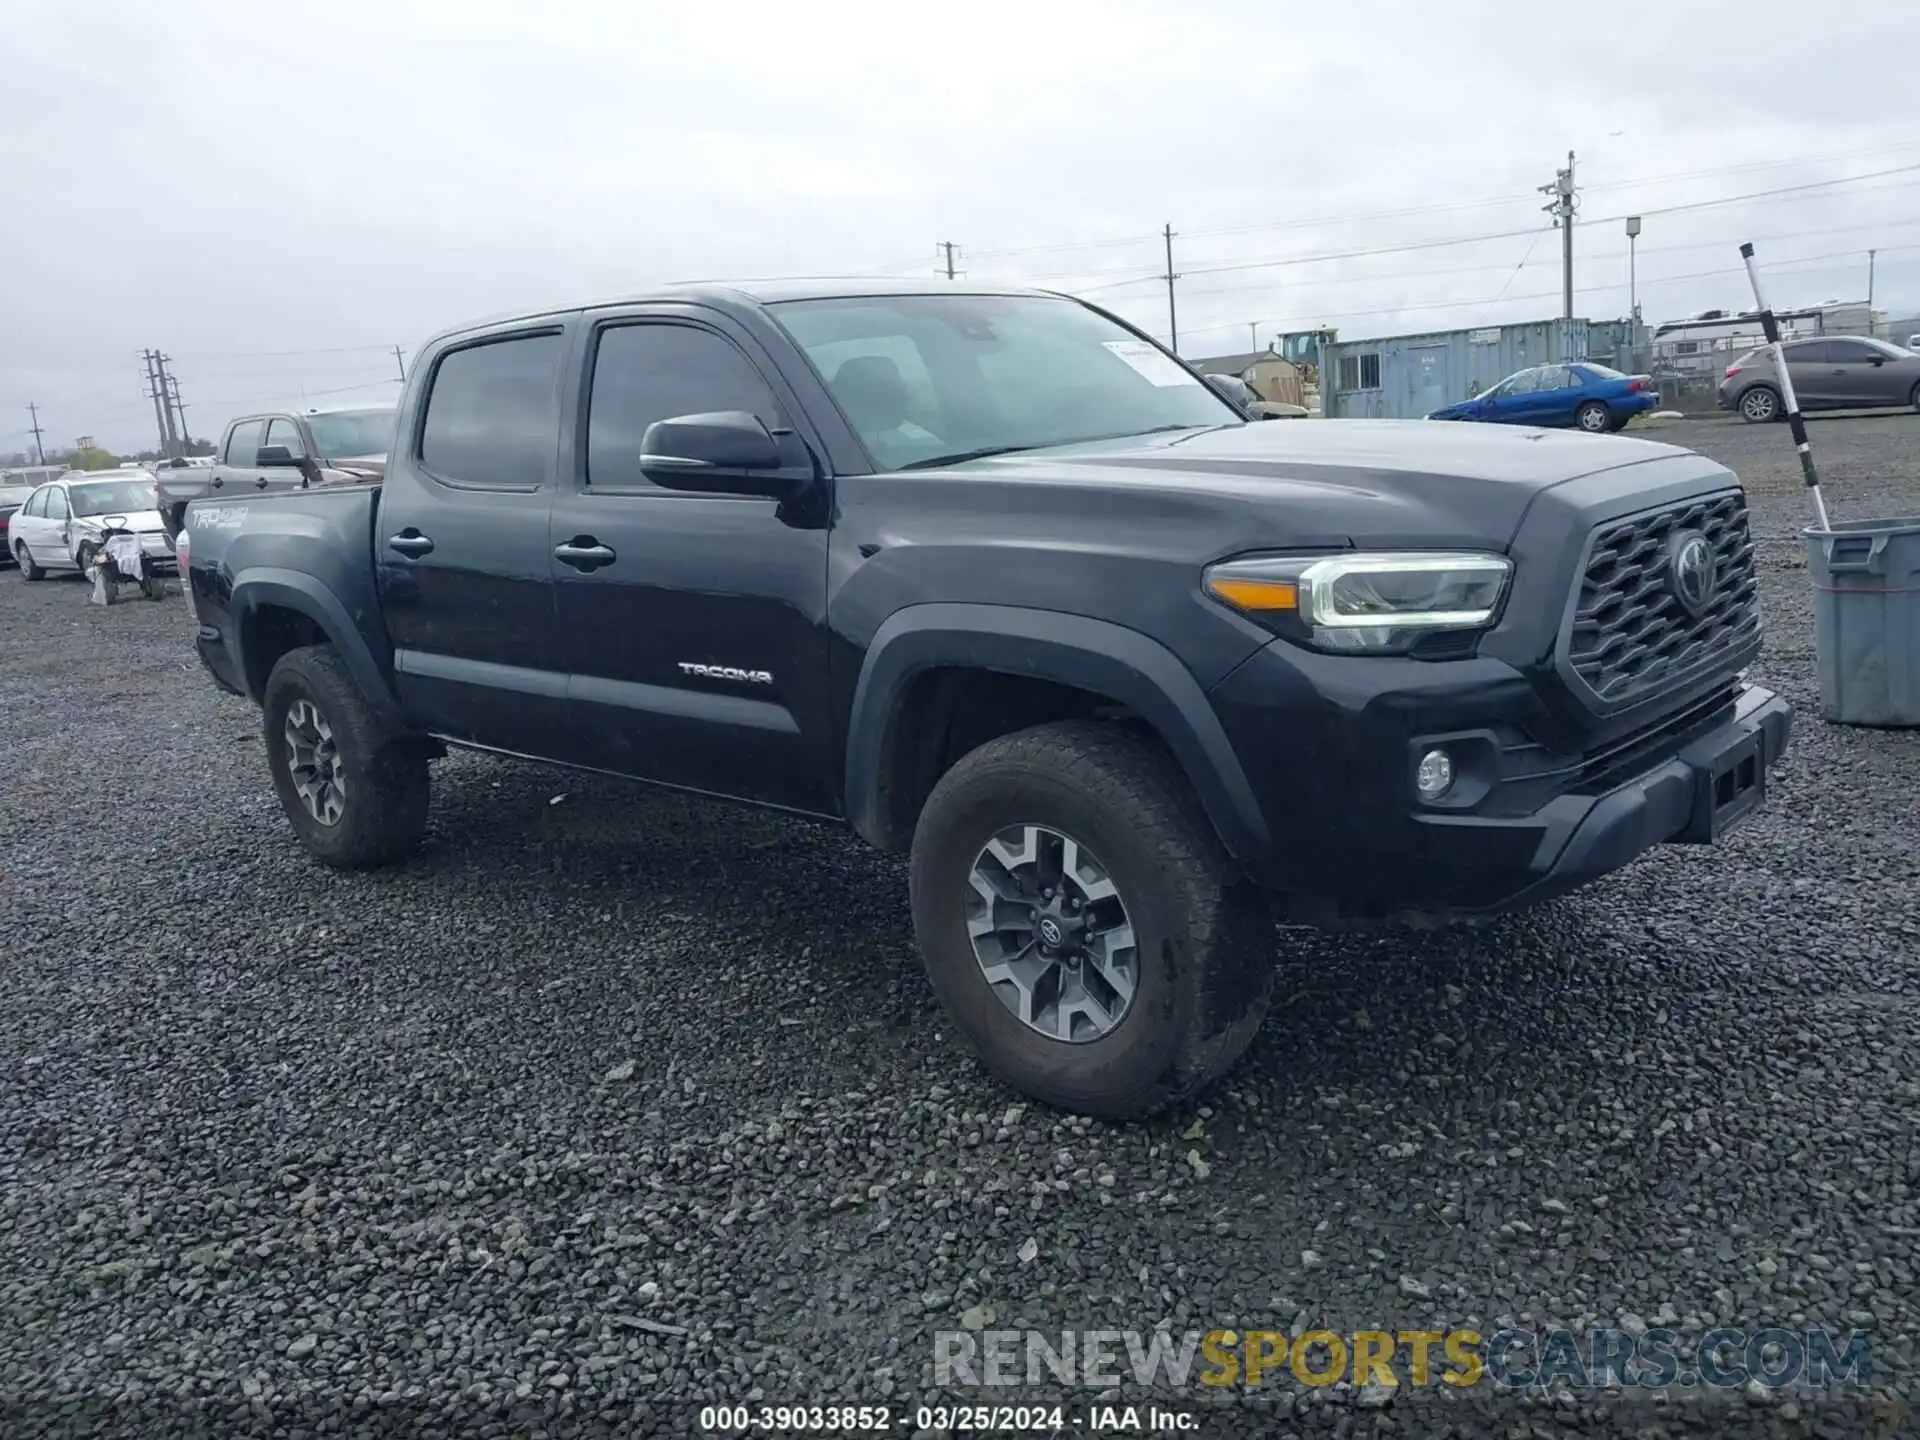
[1668,531,1717,615]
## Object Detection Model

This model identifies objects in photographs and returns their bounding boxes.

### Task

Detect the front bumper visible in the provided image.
[1206,641,1791,915]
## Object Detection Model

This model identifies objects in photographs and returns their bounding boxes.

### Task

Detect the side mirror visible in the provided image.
[257,444,301,467]
[1202,373,1260,417]
[639,411,791,495]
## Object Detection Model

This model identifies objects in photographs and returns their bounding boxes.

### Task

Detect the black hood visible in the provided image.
[887,419,1727,550]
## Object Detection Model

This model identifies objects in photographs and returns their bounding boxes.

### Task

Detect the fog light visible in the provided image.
[1416,748,1454,801]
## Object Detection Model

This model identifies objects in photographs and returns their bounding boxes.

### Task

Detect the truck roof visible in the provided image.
[421,278,1064,350]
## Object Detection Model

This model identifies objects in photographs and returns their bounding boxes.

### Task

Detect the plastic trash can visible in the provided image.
[1804,517,1920,727]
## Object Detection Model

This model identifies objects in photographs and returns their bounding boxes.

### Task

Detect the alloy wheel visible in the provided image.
[1742,389,1777,422]
[965,823,1138,1043]
[284,698,348,826]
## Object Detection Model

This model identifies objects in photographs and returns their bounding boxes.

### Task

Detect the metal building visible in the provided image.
[1320,319,1592,419]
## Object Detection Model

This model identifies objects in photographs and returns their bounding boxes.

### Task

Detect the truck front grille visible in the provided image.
[1566,490,1758,705]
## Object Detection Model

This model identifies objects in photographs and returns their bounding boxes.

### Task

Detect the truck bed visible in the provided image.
[183,484,389,704]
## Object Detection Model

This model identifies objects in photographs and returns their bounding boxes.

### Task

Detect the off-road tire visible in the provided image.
[15,542,45,580]
[263,644,429,869]
[910,720,1273,1118]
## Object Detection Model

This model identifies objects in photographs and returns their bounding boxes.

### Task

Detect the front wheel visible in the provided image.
[1910,381,1920,414]
[74,541,98,579]
[1575,401,1612,433]
[909,721,1274,1118]
[1740,386,1781,424]
[263,644,429,869]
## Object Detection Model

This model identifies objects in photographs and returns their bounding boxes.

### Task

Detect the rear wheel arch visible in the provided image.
[230,572,400,714]
[844,604,1271,866]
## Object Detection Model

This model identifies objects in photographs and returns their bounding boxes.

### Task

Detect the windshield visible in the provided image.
[306,408,395,458]
[771,293,1239,471]
[68,479,157,517]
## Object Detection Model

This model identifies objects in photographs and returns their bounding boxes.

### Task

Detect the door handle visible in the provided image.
[209,477,224,488]
[554,538,616,571]
[254,477,270,489]
[388,532,434,557]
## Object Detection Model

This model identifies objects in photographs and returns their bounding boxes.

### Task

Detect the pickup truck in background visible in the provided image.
[180,280,1791,1117]
[156,405,393,542]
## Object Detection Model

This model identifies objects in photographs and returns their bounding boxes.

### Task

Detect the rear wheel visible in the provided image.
[263,645,429,869]
[1910,380,1920,414]
[909,720,1274,1118]
[15,542,45,581]
[1575,400,1612,434]
[1740,385,1781,424]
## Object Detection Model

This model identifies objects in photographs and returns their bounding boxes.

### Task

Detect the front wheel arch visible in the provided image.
[845,604,1272,867]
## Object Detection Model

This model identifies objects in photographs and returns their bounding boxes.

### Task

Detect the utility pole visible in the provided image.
[27,403,46,465]
[392,344,408,382]
[1540,152,1577,321]
[149,351,182,457]
[1625,216,1641,322]
[157,354,182,457]
[166,373,190,450]
[1867,249,1877,335]
[1162,223,1179,355]
[141,350,172,456]
[938,242,959,280]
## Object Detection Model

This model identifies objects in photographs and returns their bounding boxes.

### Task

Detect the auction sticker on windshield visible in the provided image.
[1103,340,1200,387]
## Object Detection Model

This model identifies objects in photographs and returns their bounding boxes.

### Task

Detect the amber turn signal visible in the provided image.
[1205,575,1297,611]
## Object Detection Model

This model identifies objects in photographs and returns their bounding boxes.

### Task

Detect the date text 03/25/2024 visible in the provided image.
[698,1403,1197,1432]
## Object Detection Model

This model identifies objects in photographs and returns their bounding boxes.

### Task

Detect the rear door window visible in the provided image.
[224,420,266,467]
[420,332,565,488]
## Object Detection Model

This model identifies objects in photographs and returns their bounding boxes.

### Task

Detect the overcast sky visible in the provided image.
[4,0,1915,454]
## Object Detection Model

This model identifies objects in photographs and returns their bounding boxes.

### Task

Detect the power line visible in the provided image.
[1062,165,1920,297]
[1001,178,1920,285]
[964,142,1920,262]
[1168,217,1920,307]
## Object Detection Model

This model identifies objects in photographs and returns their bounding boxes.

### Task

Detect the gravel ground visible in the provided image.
[2,414,1917,1439]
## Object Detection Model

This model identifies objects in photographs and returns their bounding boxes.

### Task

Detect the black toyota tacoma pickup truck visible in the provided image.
[181,280,1790,1117]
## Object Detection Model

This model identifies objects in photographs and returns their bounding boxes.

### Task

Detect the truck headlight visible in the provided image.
[1204,551,1512,654]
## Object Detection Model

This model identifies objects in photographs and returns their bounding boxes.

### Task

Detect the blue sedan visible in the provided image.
[1427,362,1659,433]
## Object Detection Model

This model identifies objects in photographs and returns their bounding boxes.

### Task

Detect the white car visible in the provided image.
[8,470,175,581]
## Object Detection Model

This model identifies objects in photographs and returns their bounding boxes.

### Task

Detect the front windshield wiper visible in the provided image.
[896,444,1040,471]
[894,425,1216,472]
